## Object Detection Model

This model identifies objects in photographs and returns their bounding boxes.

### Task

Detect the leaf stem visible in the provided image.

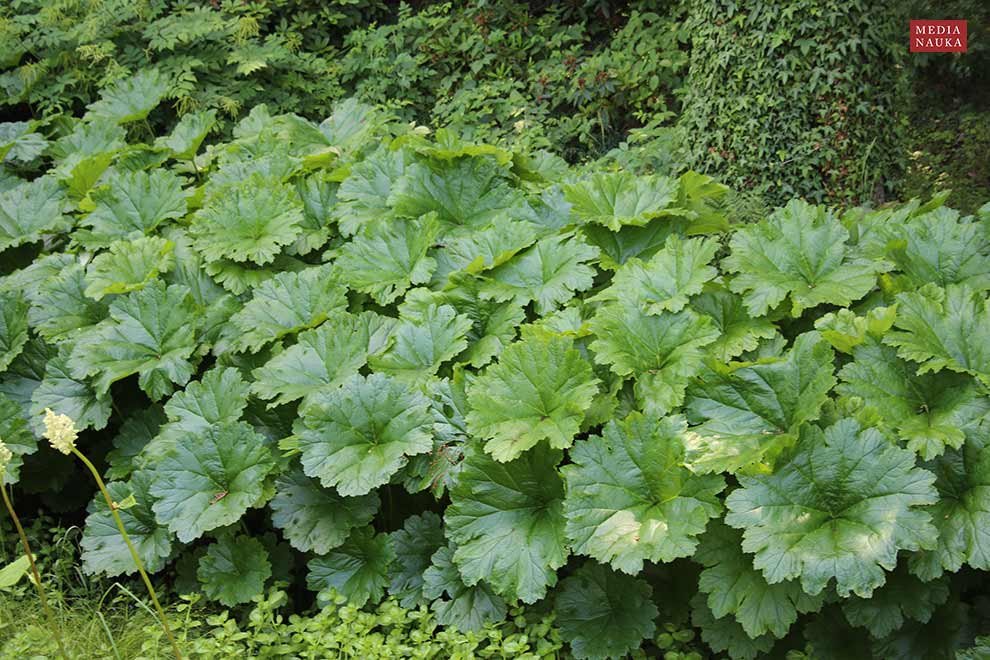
[72,448,183,660]
[1,484,69,660]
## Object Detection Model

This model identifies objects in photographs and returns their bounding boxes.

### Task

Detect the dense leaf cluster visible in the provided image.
[679,0,910,206]
[1,86,989,659]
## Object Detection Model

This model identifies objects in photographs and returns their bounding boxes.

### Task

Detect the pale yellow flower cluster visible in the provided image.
[42,408,78,455]
[0,439,12,474]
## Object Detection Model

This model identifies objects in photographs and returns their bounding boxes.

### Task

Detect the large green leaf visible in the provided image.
[78,170,187,248]
[725,420,938,597]
[389,158,524,229]
[885,283,990,385]
[445,444,567,603]
[466,332,599,462]
[724,199,887,316]
[388,511,446,609]
[251,311,394,408]
[0,394,37,485]
[155,109,217,160]
[306,526,394,607]
[683,331,836,474]
[563,171,679,230]
[334,146,410,236]
[156,367,250,449]
[84,236,174,300]
[600,235,719,314]
[197,533,271,606]
[480,233,599,315]
[295,373,433,496]
[563,413,725,574]
[28,262,109,341]
[84,69,168,124]
[690,592,774,660]
[270,466,379,555]
[909,421,990,580]
[368,304,472,381]
[840,564,949,638]
[225,265,347,353]
[149,421,275,543]
[80,471,172,577]
[0,291,28,372]
[333,214,439,305]
[838,338,990,459]
[31,346,112,432]
[191,174,304,265]
[555,562,658,660]
[0,176,68,252]
[68,281,202,401]
[422,543,507,632]
[695,520,823,639]
[689,286,778,362]
[589,302,719,415]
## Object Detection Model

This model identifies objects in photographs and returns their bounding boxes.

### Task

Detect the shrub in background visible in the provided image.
[678,0,910,206]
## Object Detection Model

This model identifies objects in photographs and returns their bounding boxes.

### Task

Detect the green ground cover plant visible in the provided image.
[1,78,989,658]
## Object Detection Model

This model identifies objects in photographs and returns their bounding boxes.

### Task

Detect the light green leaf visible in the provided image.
[725,199,887,316]
[480,233,599,315]
[725,420,938,597]
[84,236,175,300]
[0,556,30,589]
[150,421,275,543]
[157,367,250,447]
[81,471,172,577]
[155,110,217,160]
[696,520,823,638]
[306,526,393,607]
[79,170,187,248]
[564,171,679,230]
[814,305,897,354]
[388,511,446,609]
[85,69,168,124]
[602,235,719,313]
[683,332,836,474]
[191,174,304,265]
[68,282,202,401]
[445,444,567,603]
[270,466,379,555]
[433,220,539,284]
[251,311,394,408]
[369,304,472,381]
[296,373,433,496]
[0,176,68,252]
[882,207,990,290]
[226,266,347,353]
[838,339,990,459]
[333,214,439,305]
[563,413,725,574]
[589,303,719,415]
[334,146,410,237]
[389,158,524,229]
[690,286,778,362]
[555,562,658,660]
[29,262,109,341]
[885,283,990,385]
[422,543,507,632]
[466,332,599,462]
[197,533,271,606]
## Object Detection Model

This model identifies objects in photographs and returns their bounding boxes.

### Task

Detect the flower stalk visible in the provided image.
[42,409,183,660]
[0,440,68,659]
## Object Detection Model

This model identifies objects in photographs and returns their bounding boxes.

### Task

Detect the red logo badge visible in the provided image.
[910,20,967,52]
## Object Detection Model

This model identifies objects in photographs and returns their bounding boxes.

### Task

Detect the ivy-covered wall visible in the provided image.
[678,0,910,206]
